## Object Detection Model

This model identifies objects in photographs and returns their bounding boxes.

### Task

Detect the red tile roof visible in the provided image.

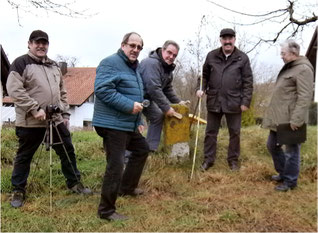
[3,67,96,106]
[63,67,96,106]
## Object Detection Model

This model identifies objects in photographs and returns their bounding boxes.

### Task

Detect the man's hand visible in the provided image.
[132,102,143,114]
[196,90,204,98]
[165,107,176,117]
[290,124,298,131]
[138,125,145,134]
[34,109,46,121]
[179,100,191,106]
[240,105,249,112]
[63,118,70,130]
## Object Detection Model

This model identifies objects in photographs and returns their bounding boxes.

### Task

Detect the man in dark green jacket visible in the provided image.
[262,40,313,192]
[196,28,253,171]
[93,32,149,221]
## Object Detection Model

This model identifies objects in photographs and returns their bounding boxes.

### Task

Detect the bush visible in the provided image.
[241,95,256,127]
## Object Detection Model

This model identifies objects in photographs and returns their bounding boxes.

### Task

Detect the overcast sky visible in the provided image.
[0,0,316,67]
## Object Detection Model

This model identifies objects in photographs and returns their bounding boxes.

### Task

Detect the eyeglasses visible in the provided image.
[126,43,143,51]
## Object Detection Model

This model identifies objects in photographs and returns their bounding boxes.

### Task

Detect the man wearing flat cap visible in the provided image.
[6,30,92,208]
[196,28,253,171]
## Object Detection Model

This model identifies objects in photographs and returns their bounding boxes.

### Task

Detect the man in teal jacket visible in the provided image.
[93,32,149,221]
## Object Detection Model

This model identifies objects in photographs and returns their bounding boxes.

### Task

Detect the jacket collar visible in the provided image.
[117,48,139,70]
[279,56,313,75]
[217,47,240,60]
[27,51,55,66]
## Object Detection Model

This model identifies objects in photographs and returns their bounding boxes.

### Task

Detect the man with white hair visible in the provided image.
[262,40,314,192]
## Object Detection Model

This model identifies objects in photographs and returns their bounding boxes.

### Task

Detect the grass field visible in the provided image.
[1,125,317,232]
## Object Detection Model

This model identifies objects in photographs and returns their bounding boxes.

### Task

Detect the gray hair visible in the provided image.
[162,40,180,51]
[281,40,300,56]
[121,32,143,46]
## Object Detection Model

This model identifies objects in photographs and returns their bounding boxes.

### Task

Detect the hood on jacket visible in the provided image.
[149,48,176,72]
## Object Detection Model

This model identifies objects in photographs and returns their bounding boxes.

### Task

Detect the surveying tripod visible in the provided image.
[32,106,80,211]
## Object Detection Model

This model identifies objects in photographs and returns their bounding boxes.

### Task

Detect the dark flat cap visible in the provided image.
[220,28,235,37]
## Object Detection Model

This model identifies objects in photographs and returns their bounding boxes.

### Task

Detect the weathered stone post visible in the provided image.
[163,104,190,162]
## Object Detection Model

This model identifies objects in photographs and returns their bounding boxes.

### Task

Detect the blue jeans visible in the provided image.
[267,130,301,187]
[142,101,164,151]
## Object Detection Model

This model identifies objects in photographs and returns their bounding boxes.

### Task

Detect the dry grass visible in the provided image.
[1,125,317,232]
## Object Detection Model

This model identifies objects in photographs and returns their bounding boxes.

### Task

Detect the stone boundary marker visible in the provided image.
[163,104,190,162]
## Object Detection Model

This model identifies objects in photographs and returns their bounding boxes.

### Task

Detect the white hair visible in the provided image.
[280,40,300,56]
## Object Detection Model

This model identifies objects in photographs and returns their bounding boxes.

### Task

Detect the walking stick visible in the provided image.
[189,98,200,130]
[190,78,203,180]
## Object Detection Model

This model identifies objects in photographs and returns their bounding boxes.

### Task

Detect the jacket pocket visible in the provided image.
[227,90,242,112]
[206,89,218,109]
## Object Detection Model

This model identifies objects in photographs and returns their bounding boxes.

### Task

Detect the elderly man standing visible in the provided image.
[262,40,313,192]
[6,30,92,208]
[196,28,253,171]
[93,32,149,221]
[139,40,186,152]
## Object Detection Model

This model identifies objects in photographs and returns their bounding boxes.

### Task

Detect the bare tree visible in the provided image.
[207,0,317,52]
[55,55,79,67]
[173,16,220,119]
[6,0,95,25]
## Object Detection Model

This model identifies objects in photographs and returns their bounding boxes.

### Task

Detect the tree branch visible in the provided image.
[7,0,96,25]
[206,0,317,52]
[206,0,288,17]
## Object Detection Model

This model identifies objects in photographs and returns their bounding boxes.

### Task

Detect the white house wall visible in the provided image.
[1,103,94,128]
[1,106,16,123]
[69,103,94,127]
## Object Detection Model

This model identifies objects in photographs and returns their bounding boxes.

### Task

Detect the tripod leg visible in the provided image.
[52,123,81,185]
[50,121,53,212]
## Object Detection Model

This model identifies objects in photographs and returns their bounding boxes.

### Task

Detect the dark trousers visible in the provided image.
[11,123,81,193]
[267,130,300,187]
[204,111,242,165]
[95,127,149,217]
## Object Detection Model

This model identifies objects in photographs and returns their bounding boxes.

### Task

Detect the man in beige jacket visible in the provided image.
[262,40,314,192]
[6,30,92,208]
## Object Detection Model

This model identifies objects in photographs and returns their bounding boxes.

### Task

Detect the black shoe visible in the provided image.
[229,162,240,171]
[10,191,24,208]
[99,212,129,221]
[118,188,144,197]
[69,182,93,195]
[200,162,213,171]
[275,183,296,192]
[271,175,283,182]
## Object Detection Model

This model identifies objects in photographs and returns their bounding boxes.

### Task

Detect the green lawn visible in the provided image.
[1,125,317,232]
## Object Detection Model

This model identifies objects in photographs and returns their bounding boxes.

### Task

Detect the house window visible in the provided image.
[85,95,95,103]
[83,120,92,128]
